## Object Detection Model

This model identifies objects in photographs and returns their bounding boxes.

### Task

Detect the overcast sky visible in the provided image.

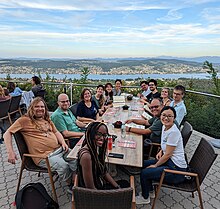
[1,0,220,58]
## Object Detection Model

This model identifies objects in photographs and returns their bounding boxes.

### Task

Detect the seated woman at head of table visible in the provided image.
[77,122,129,189]
[76,88,100,124]
[136,106,187,205]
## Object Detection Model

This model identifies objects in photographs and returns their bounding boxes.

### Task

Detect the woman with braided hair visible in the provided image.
[77,122,128,189]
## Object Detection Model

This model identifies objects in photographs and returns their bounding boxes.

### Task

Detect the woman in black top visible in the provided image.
[77,122,121,189]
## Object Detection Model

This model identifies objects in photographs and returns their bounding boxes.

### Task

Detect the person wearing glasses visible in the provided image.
[77,122,129,189]
[125,98,164,144]
[170,85,187,125]
[136,106,187,205]
[51,93,85,148]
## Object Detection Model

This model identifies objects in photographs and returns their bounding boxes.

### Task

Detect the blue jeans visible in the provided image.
[140,159,186,199]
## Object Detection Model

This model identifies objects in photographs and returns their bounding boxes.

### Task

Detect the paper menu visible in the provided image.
[125,123,145,129]
[118,140,136,149]
[141,111,152,120]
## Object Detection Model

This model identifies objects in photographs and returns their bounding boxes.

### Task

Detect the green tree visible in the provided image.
[203,61,220,94]
[80,67,90,83]
[6,73,11,80]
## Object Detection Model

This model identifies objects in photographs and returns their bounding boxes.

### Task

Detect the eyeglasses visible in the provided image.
[59,100,69,103]
[96,132,109,140]
[149,84,155,87]
[149,105,159,110]
[173,92,182,96]
[161,114,174,119]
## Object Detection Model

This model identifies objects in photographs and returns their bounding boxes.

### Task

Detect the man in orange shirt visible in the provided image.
[4,97,77,183]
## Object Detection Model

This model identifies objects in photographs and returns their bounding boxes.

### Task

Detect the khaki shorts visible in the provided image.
[39,147,77,181]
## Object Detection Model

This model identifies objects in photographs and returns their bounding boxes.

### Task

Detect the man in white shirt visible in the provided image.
[170,85,187,125]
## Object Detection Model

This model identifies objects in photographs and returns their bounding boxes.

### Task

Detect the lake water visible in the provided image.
[0,73,216,80]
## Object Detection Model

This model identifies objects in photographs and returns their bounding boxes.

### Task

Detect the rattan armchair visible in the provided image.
[151,137,217,209]
[147,121,193,160]
[72,175,136,209]
[8,95,22,124]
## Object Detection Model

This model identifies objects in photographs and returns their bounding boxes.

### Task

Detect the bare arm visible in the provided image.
[126,118,150,126]
[77,116,95,124]
[148,145,175,168]
[126,126,152,135]
[4,130,18,164]
[62,130,84,138]
[54,131,69,151]
[80,153,96,189]
[76,119,86,128]
[104,173,119,188]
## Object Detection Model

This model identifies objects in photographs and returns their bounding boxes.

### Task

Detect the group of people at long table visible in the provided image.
[2,77,188,205]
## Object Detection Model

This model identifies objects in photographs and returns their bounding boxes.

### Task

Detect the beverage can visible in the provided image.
[108,136,113,150]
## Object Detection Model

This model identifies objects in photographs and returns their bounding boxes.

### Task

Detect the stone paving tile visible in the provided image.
[0,130,219,209]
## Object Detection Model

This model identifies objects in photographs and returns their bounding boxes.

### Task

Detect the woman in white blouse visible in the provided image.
[136,106,187,205]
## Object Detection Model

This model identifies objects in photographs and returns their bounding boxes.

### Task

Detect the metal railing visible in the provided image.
[1,79,220,138]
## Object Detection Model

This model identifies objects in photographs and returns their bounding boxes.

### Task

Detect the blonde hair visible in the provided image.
[0,85,5,97]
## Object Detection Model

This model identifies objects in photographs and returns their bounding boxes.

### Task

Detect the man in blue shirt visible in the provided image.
[51,93,85,148]
[170,85,187,125]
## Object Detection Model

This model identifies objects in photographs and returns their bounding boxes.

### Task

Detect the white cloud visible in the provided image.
[201,7,220,22]
[0,22,220,46]
[157,9,183,21]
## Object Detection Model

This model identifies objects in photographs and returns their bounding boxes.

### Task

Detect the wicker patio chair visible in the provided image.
[8,95,22,124]
[145,120,193,160]
[151,137,217,209]
[69,103,78,117]
[0,99,11,124]
[72,175,136,209]
[13,131,58,203]
[181,121,193,147]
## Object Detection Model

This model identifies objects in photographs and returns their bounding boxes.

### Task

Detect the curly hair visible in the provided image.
[27,97,51,123]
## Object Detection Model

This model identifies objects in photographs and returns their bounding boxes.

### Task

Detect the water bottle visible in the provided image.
[108,136,113,150]
[121,124,126,139]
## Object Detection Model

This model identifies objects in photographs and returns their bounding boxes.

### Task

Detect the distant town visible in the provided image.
[0,58,219,75]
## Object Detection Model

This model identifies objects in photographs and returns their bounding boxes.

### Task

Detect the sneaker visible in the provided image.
[135,195,150,205]
[149,191,155,199]
[139,191,155,199]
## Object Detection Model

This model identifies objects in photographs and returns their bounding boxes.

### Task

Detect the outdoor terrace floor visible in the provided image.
[0,130,219,209]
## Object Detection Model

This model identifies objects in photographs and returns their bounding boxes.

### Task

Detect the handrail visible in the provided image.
[1,79,220,99]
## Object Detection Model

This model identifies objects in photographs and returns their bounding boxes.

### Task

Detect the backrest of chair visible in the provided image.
[73,186,133,209]
[9,95,22,113]
[0,99,11,118]
[69,103,78,117]
[189,137,217,184]
[181,121,193,147]
[13,131,37,169]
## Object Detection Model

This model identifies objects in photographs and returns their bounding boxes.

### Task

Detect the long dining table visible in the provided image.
[67,98,145,167]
